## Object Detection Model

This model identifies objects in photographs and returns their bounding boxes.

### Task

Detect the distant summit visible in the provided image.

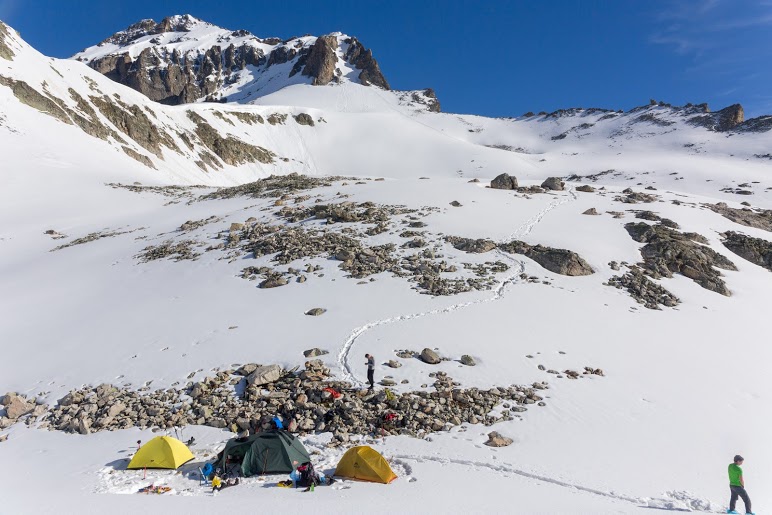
[73,15,390,105]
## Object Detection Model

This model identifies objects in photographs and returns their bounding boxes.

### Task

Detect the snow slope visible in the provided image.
[2,19,772,515]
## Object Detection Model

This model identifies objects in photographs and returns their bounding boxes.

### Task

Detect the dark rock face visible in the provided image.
[80,18,391,105]
[688,104,744,132]
[499,241,594,276]
[722,231,772,272]
[707,203,772,232]
[490,173,518,190]
[343,37,390,89]
[625,222,736,295]
[187,111,274,166]
[302,35,339,86]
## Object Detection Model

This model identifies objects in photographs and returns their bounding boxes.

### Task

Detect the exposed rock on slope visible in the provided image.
[607,267,680,309]
[722,232,772,272]
[490,173,518,190]
[625,222,736,295]
[0,22,15,60]
[73,15,391,105]
[186,111,273,166]
[499,241,594,276]
[707,203,772,232]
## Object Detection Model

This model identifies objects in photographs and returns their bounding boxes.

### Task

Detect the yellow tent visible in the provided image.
[127,436,195,470]
[334,446,397,484]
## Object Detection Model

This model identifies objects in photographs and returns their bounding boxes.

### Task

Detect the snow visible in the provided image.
[2,19,772,514]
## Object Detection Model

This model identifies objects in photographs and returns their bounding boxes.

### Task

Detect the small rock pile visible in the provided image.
[33,361,561,445]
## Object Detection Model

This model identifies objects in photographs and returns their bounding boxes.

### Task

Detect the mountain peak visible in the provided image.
[72,17,392,106]
[96,14,212,48]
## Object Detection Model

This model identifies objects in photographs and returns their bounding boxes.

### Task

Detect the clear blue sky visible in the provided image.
[3,0,772,117]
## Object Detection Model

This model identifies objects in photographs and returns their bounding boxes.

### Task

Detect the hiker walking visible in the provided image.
[727,454,753,515]
[365,353,375,389]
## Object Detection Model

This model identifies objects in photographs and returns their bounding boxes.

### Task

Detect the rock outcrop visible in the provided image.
[722,232,772,272]
[0,22,15,60]
[707,203,772,232]
[499,241,594,276]
[76,16,391,105]
[625,222,737,295]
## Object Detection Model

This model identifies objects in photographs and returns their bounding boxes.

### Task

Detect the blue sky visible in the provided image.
[3,0,772,118]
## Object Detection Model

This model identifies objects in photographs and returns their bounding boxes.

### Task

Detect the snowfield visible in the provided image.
[1,18,771,514]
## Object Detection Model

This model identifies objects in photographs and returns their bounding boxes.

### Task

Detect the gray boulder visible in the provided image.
[303,348,329,358]
[541,177,565,191]
[582,208,600,215]
[420,348,441,364]
[1,394,33,419]
[247,364,283,386]
[305,308,327,316]
[460,355,476,366]
[484,431,513,447]
[490,173,518,190]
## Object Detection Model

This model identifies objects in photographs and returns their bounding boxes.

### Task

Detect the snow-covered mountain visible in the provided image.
[72,14,392,105]
[1,17,772,514]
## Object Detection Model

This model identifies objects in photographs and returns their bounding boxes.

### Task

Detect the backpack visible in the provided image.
[296,461,320,488]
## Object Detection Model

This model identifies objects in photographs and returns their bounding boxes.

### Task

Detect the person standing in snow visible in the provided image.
[365,354,375,390]
[727,455,753,515]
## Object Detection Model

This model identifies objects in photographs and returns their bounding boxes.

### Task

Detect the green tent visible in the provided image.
[215,430,311,477]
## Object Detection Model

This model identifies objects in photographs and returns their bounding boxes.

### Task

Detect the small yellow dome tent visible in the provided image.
[334,445,397,484]
[127,436,195,470]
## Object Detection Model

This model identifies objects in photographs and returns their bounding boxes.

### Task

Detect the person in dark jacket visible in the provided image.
[365,354,375,389]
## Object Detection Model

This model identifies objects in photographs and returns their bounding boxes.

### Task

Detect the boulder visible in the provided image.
[541,177,565,191]
[303,348,328,358]
[582,208,599,215]
[247,364,283,386]
[484,431,513,447]
[1,394,33,419]
[107,402,126,418]
[449,201,462,207]
[460,355,476,366]
[490,173,518,190]
[386,360,402,368]
[305,308,327,316]
[576,185,595,193]
[420,348,441,365]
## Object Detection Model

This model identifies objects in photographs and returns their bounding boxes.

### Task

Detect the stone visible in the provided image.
[305,308,327,316]
[541,177,565,191]
[576,185,595,193]
[259,276,288,288]
[386,360,402,368]
[247,364,283,386]
[303,348,329,358]
[490,173,518,190]
[1,394,33,419]
[722,231,772,272]
[449,201,462,207]
[420,348,441,365]
[460,355,476,366]
[107,402,126,418]
[380,379,397,386]
[484,431,513,447]
[582,208,599,215]
[499,241,594,276]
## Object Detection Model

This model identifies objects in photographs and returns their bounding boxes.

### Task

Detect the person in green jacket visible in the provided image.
[727,455,753,515]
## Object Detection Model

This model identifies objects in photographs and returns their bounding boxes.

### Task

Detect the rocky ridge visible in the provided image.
[73,15,390,105]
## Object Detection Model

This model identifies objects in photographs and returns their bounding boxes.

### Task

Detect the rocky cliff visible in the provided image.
[73,15,391,105]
